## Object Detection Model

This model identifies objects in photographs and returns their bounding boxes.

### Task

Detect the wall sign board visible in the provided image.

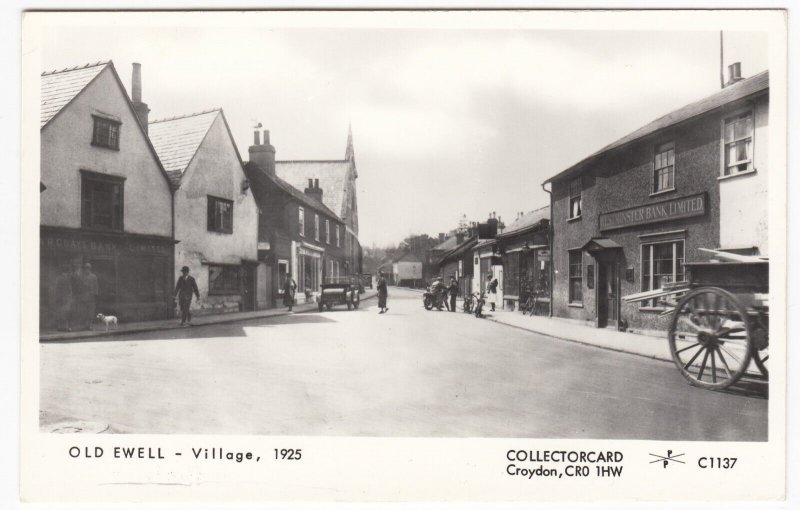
[599,192,706,232]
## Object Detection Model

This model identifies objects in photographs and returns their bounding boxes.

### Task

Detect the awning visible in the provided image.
[581,237,623,252]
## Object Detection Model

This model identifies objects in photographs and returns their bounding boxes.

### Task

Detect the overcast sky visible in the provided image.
[40,18,768,247]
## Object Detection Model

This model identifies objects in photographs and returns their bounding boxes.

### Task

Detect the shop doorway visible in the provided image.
[597,258,619,328]
[242,263,257,312]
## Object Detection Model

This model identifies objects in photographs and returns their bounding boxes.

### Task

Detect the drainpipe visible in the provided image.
[541,181,553,317]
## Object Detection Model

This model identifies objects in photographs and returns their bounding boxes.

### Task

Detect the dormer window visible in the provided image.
[91,115,120,150]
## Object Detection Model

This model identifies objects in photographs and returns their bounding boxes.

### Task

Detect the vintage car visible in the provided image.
[317,281,361,311]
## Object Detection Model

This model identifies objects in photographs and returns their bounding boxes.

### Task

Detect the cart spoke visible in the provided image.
[696,348,711,381]
[715,345,732,379]
[718,344,743,367]
[675,342,702,355]
[677,316,702,332]
[710,348,717,383]
[683,345,706,372]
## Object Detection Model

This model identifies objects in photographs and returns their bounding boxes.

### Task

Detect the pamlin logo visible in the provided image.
[649,450,686,468]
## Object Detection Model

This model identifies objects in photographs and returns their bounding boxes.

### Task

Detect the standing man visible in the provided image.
[283,274,297,311]
[79,262,99,330]
[486,273,498,312]
[447,276,459,313]
[377,269,388,314]
[174,266,200,326]
[54,262,73,331]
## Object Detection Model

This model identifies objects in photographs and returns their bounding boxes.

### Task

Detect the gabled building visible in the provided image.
[438,235,478,297]
[245,129,348,306]
[544,65,769,332]
[40,61,175,326]
[274,126,362,276]
[148,108,260,314]
[391,251,423,287]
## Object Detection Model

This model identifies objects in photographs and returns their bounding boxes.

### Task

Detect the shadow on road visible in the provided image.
[47,313,339,343]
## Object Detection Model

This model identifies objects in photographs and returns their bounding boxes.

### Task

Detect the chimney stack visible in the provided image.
[249,125,276,177]
[304,177,324,203]
[131,63,150,133]
[726,62,744,86]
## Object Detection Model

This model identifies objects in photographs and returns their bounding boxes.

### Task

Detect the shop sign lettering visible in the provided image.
[41,234,170,256]
[599,193,706,232]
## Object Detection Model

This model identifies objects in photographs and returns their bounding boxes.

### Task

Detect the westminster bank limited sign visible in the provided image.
[599,193,706,232]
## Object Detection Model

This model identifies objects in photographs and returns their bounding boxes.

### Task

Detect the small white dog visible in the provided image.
[96,313,119,331]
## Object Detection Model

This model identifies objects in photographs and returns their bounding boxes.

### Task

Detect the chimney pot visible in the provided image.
[131,63,142,103]
[727,62,743,85]
[314,178,319,189]
[263,130,270,145]
[248,124,276,177]
[253,130,260,146]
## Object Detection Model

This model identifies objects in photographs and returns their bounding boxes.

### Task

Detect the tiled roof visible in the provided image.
[393,251,422,263]
[439,236,478,265]
[545,70,769,184]
[41,61,109,127]
[497,206,549,238]
[244,162,341,220]
[275,160,351,219]
[148,110,221,186]
[432,235,459,251]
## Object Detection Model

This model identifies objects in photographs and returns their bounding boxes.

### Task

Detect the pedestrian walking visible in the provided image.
[447,276,458,313]
[283,275,297,311]
[79,262,99,330]
[174,266,200,326]
[53,262,73,331]
[377,270,388,313]
[486,273,498,312]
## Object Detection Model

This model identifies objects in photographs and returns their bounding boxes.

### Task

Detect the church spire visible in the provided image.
[345,123,354,162]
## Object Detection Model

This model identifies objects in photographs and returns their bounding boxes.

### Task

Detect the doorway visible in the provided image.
[242,263,257,312]
[597,258,619,328]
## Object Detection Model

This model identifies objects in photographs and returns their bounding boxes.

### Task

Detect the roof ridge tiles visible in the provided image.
[41,60,110,76]
[275,159,348,164]
[149,108,221,124]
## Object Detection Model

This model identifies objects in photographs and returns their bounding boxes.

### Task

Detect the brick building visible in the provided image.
[274,126,362,277]
[544,67,769,332]
[245,129,347,306]
[495,206,550,313]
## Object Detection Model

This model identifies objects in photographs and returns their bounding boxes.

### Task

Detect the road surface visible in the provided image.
[40,287,767,440]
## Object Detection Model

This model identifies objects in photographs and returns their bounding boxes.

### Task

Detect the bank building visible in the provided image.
[544,64,769,333]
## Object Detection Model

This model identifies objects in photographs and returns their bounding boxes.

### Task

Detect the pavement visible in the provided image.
[40,290,378,342]
[40,287,766,439]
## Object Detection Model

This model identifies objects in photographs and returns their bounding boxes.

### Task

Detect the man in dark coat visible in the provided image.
[54,263,73,331]
[487,273,498,312]
[447,276,459,313]
[283,275,297,311]
[377,270,388,314]
[174,266,200,326]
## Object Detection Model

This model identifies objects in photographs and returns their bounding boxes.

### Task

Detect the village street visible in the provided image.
[40,288,767,440]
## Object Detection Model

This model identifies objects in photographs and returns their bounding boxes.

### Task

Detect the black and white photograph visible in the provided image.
[16,7,790,504]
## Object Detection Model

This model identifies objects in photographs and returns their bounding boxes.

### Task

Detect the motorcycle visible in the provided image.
[423,284,449,311]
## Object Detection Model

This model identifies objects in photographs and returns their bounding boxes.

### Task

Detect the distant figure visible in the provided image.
[486,273,498,312]
[377,270,388,314]
[79,262,99,330]
[304,275,312,300]
[53,262,73,331]
[283,275,297,311]
[447,276,459,313]
[174,266,200,326]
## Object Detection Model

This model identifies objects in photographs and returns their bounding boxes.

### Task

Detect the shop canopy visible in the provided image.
[581,238,623,253]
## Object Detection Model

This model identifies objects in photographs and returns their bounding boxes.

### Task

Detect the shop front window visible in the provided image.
[208,264,242,295]
[641,240,685,307]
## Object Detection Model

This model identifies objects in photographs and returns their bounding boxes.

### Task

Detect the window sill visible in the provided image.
[207,229,233,235]
[90,142,120,151]
[718,169,757,181]
[567,215,582,223]
[568,302,584,308]
[649,187,676,198]
[639,306,667,312]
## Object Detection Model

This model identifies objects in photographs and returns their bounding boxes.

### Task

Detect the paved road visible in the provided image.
[40,288,767,440]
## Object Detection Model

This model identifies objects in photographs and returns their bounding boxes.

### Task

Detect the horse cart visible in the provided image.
[624,251,768,391]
